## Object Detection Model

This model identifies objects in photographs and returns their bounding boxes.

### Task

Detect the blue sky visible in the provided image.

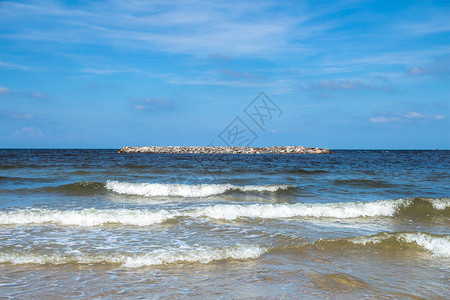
[0,0,449,149]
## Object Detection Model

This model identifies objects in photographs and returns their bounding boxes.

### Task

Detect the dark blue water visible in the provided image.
[1,150,449,206]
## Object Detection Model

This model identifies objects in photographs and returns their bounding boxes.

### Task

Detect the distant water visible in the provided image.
[0,149,449,298]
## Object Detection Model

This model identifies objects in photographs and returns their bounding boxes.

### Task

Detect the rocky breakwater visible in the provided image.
[118,146,331,154]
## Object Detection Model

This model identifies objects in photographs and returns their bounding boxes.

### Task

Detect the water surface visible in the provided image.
[0,149,449,298]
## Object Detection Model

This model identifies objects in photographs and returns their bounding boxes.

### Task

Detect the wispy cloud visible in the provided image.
[302,77,393,91]
[0,0,326,57]
[13,126,45,139]
[0,110,34,119]
[23,91,51,99]
[81,68,140,74]
[408,55,450,76]
[0,87,14,95]
[398,16,450,37]
[88,83,119,88]
[208,53,232,62]
[0,86,50,99]
[167,78,289,88]
[0,61,31,70]
[129,97,174,111]
[221,69,262,80]
[370,111,445,123]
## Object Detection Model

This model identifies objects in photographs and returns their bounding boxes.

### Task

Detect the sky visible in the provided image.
[0,0,449,149]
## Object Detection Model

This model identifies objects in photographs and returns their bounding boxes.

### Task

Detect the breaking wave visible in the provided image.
[0,197,447,227]
[0,245,266,267]
[0,208,177,226]
[105,180,296,197]
[0,232,447,268]
[43,181,106,195]
[190,197,449,220]
[8,182,106,196]
[7,181,295,198]
[312,232,450,257]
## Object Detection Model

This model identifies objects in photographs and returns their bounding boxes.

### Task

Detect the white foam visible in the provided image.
[349,232,450,257]
[191,197,450,220]
[190,200,401,220]
[0,198,446,227]
[429,198,450,210]
[0,208,177,226]
[399,197,450,211]
[0,245,266,267]
[0,200,403,228]
[105,180,294,198]
[400,233,450,257]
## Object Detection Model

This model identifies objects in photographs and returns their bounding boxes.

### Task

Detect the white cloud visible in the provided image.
[0,0,326,57]
[208,53,232,62]
[370,111,445,123]
[129,97,174,111]
[0,110,34,119]
[23,91,51,99]
[0,87,50,99]
[81,68,140,74]
[402,111,424,119]
[303,77,392,91]
[132,104,146,110]
[409,67,424,75]
[408,55,450,77]
[0,87,13,95]
[369,116,401,123]
[221,69,262,80]
[167,78,288,88]
[13,127,45,138]
[398,16,450,37]
[401,111,445,120]
[317,79,366,90]
[0,61,31,70]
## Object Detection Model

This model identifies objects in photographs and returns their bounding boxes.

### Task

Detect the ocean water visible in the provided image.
[0,149,449,298]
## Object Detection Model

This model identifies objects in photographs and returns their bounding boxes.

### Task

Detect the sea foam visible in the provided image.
[191,200,401,220]
[0,208,177,226]
[0,198,447,227]
[192,197,449,220]
[347,232,450,257]
[0,245,266,267]
[105,180,295,197]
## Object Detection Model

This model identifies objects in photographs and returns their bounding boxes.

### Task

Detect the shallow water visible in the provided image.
[0,149,449,298]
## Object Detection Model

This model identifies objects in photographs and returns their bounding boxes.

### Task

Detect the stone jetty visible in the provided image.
[118,146,331,154]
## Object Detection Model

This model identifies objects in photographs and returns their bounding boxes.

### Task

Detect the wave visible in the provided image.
[333,179,394,188]
[0,208,177,226]
[5,182,106,196]
[0,164,45,170]
[42,181,106,196]
[286,169,330,174]
[0,176,54,184]
[396,197,449,217]
[0,245,266,267]
[191,197,449,220]
[191,201,397,220]
[0,233,446,268]
[312,232,450,257]
[105,180,296,198]
[0,197,447,227]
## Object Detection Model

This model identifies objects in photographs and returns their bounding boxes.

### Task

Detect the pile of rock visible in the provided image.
[118,146,331,154]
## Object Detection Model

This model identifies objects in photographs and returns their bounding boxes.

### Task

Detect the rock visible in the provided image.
[118,146,331,154]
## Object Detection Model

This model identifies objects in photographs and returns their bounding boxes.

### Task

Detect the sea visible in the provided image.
[0,149,448,299]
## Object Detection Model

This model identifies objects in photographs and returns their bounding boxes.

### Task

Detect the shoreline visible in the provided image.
[118,146,331,154]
